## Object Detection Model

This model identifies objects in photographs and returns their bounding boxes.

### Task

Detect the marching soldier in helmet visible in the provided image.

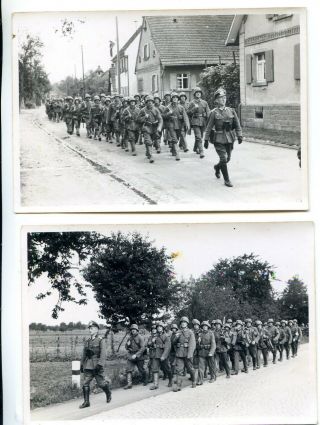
[277,320,287,361]
[169,323,179,388]
[147,322,172,390]
[124,324,148,389]
[178,92,190,152]
[256,320,270,367]
[231,320,249,374]
[153,93,165,153]
[215,320,231,378]
[267,318,280,364]
[80,94,93,138]
[122,96,140,156]
[147,322,158,384]
[90,95,103,140]
[292,319,302,357]
[198,320,216,384]
[53,97,63,123]
[172,316,196,391]
[101,96,112,142]
[162,92,190,161]
[204,87,242,187]
[281,320,292,359]
[244,318,259,370]
[63,96,74,135]
[137,95,163,163]
[79,321,111,409]
[162,91,172,146]
[187,87,210,158]
[107,94,122,146]
[288,319,298,358]
[71,97,82,137]
[191,319,201,385]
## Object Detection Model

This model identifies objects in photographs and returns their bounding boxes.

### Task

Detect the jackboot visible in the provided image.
[124,372,132,390]
[150,372,159,390]
[220,163,233,187]
[167,376,173,387]
[190,370,197,388]
[214,164,221,179]
[143,370,148,386]
[102,384,112,403]
[172,374,179,392]
[79,385,90,408]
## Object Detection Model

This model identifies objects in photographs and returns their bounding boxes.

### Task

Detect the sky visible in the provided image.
[14,11,144,83]
[26,222,314,325]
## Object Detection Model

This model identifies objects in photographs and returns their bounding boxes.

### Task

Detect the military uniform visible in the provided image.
[244,319,259,370]
[79,321,111,409]
[137,96,163,163]
[107,98,122,146]
[63,97,74,135]
[122,100,140,156]
[280,321,292,359]
[267,319,280,363]
[187,88,210,157]
[178,92,190,152]
[124,325,147,388]
[80,96,93,138]
[231,322,249,374]
[256,323,271,367]
[71,99,82,136]
[162,93,190,161]
[204,88,242,187]
[198,321,216,384]
[90,97,103,140]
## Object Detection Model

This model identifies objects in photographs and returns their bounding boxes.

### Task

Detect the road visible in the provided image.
[19,108,305,211]
[30,344,316,424]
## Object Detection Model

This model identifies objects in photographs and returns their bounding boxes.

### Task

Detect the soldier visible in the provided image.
[292,319,302,356]
[162,91,172,146]
[198,321,216,384]
[281,320,293,359]
[178,92,190,152]
[79,321,111,409]
[122,96,140,156]
[169,323,179,388]
[53,98,63,123]
[288,319,299,358]
[124,324,148,389]
[162,92,190,161]
[215,321,231,378]
[120,97,129,150]
[80,94,93,138]
[90,95,103,140]
[244,318,259,370]
[256,320,270,367]
[204,88,243,187]
[187,87,210,158]
[266,318,280,364]
[277,321,287,361]
[172,316,196,391]
[107,94,122,146]
[137,95,163,164]
[147,322,172,390]
[71,97,82,137]
[191,319,201,385]
[231,320,249,374]
[147,323,158,384]
[63,96,74,135]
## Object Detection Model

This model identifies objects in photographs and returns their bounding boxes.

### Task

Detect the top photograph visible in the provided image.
[12,9,307,212]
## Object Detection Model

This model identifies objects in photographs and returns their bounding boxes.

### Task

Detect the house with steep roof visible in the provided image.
[135,15,238,100]
[111,25,142,96]
[226,13,301,132]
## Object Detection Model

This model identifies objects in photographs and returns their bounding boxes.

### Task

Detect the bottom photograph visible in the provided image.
[23,222,316,424]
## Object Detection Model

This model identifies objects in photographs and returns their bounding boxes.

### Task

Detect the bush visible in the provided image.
[25,101,36,109]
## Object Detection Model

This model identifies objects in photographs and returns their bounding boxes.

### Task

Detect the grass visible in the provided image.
[243,127,300,147]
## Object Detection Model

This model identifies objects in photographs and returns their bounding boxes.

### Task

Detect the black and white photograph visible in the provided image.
[13,9,307,212]
[23,222,316,423]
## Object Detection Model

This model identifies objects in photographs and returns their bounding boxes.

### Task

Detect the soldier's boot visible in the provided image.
[147,146,154,163]
[124,372,132,390]
[190,370,197,388]
[116,134,121,147]
[279,351,283,362]
[124,140,129,152]
[220,163,233,187]
[198,141,205,159]
[167,375,173,387]
[155,141,161,154]
[197,370,204,385]
[172,144,180,161]
[138,133,143,145]
[193,140,198,153]
[148,368,153,383]
[273,352,277,364]
[150,372,159,390]
[102,384,112,403]
[130,141,137,156]
[177,376,183,391]
[79,385,90,408]
[143,371,148,386]
[172,374,179,392]
[214,163,221,179]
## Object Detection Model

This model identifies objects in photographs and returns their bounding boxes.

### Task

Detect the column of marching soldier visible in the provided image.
[45,87,243,187]
[78,317,304,408]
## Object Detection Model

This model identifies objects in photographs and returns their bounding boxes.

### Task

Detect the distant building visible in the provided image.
[112,26,142,96]
[135,15,238,100]
[226,14,301,132]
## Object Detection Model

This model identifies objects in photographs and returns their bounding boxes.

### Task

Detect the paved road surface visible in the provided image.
[19,108,305,211]
[30,344,316,424]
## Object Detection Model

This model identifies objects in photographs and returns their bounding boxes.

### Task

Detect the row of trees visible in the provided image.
[19,35,51,108]
[29,321,88,332]
[28,232,309,327]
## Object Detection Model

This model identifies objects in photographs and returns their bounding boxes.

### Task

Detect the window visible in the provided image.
[138,78,144,92]
[143,44,150,60]
[255,106,263,119]
[151,74,158,92]
[153,50,156,58]
[256,53,266,83]
[176,73,189,89]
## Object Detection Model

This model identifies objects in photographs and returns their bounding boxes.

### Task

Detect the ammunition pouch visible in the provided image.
[200,344,211,350]
[85,348,94,358]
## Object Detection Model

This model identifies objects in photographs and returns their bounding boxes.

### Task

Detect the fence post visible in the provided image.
[72,361,81,388]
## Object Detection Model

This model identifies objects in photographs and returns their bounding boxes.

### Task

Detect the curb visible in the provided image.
[244,136,299,150]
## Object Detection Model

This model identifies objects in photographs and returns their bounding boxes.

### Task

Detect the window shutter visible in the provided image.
[265,50,274,82]
[246,54,252,84]
[294,44,300,80]
[170,73,176,90]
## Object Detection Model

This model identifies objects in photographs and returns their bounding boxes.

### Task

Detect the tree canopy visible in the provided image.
[279,276,309,324]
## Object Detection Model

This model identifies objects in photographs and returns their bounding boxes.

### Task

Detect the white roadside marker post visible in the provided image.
[72,360,81,388]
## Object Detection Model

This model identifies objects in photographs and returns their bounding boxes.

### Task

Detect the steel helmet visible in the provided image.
[236,320,243,325]
[85,94,91,99]
[170,91,179,99]
[245,318,252,323]
[128,96,136,103]
[153,93,161,101]
[100,93,106,98]
[180,316,189,324]
[171,323,179,330]
[224,323,231,329]
[179,91,187,98]
[156,321,165,329]
[255,320,262,326]
[192,319,200,326]
[193,87,202,95]
[267,318,274,323]
[211,319,216,325]
[213,87,226,100]
[215,319,222,325]
[134,94,141,99]
[66,96,73,101]
[130,324,139,331]
[164,91,171,97]
[93,95,100,101]
[201,320,210,328]
[145,95,154,102]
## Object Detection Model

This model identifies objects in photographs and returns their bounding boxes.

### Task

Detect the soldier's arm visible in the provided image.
[162,336,171,359]
[204,111,214,141]
[97,338,107,367]
[135,335,146,358]
[156,109,163,132]
[287,328,293,343]
[273,327,280,342]
[209,332,216,355]
[137,109,146,124]
[187,102,196,116]
[187,331,196,359]
[80,343,87,366]
[182,108,190,130]
[205,102,211,119]
[232,108,242,137]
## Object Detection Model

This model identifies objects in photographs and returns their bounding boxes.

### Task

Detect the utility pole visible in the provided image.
[81,45,86,97]
[115,16,121,95]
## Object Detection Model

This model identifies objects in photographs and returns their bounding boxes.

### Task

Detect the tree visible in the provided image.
[279,276,308,324]
[54,69,111,98]
[177,254,280,322]
[199,63,240,109]
[19,34,51,107]
[82,232,177,324]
